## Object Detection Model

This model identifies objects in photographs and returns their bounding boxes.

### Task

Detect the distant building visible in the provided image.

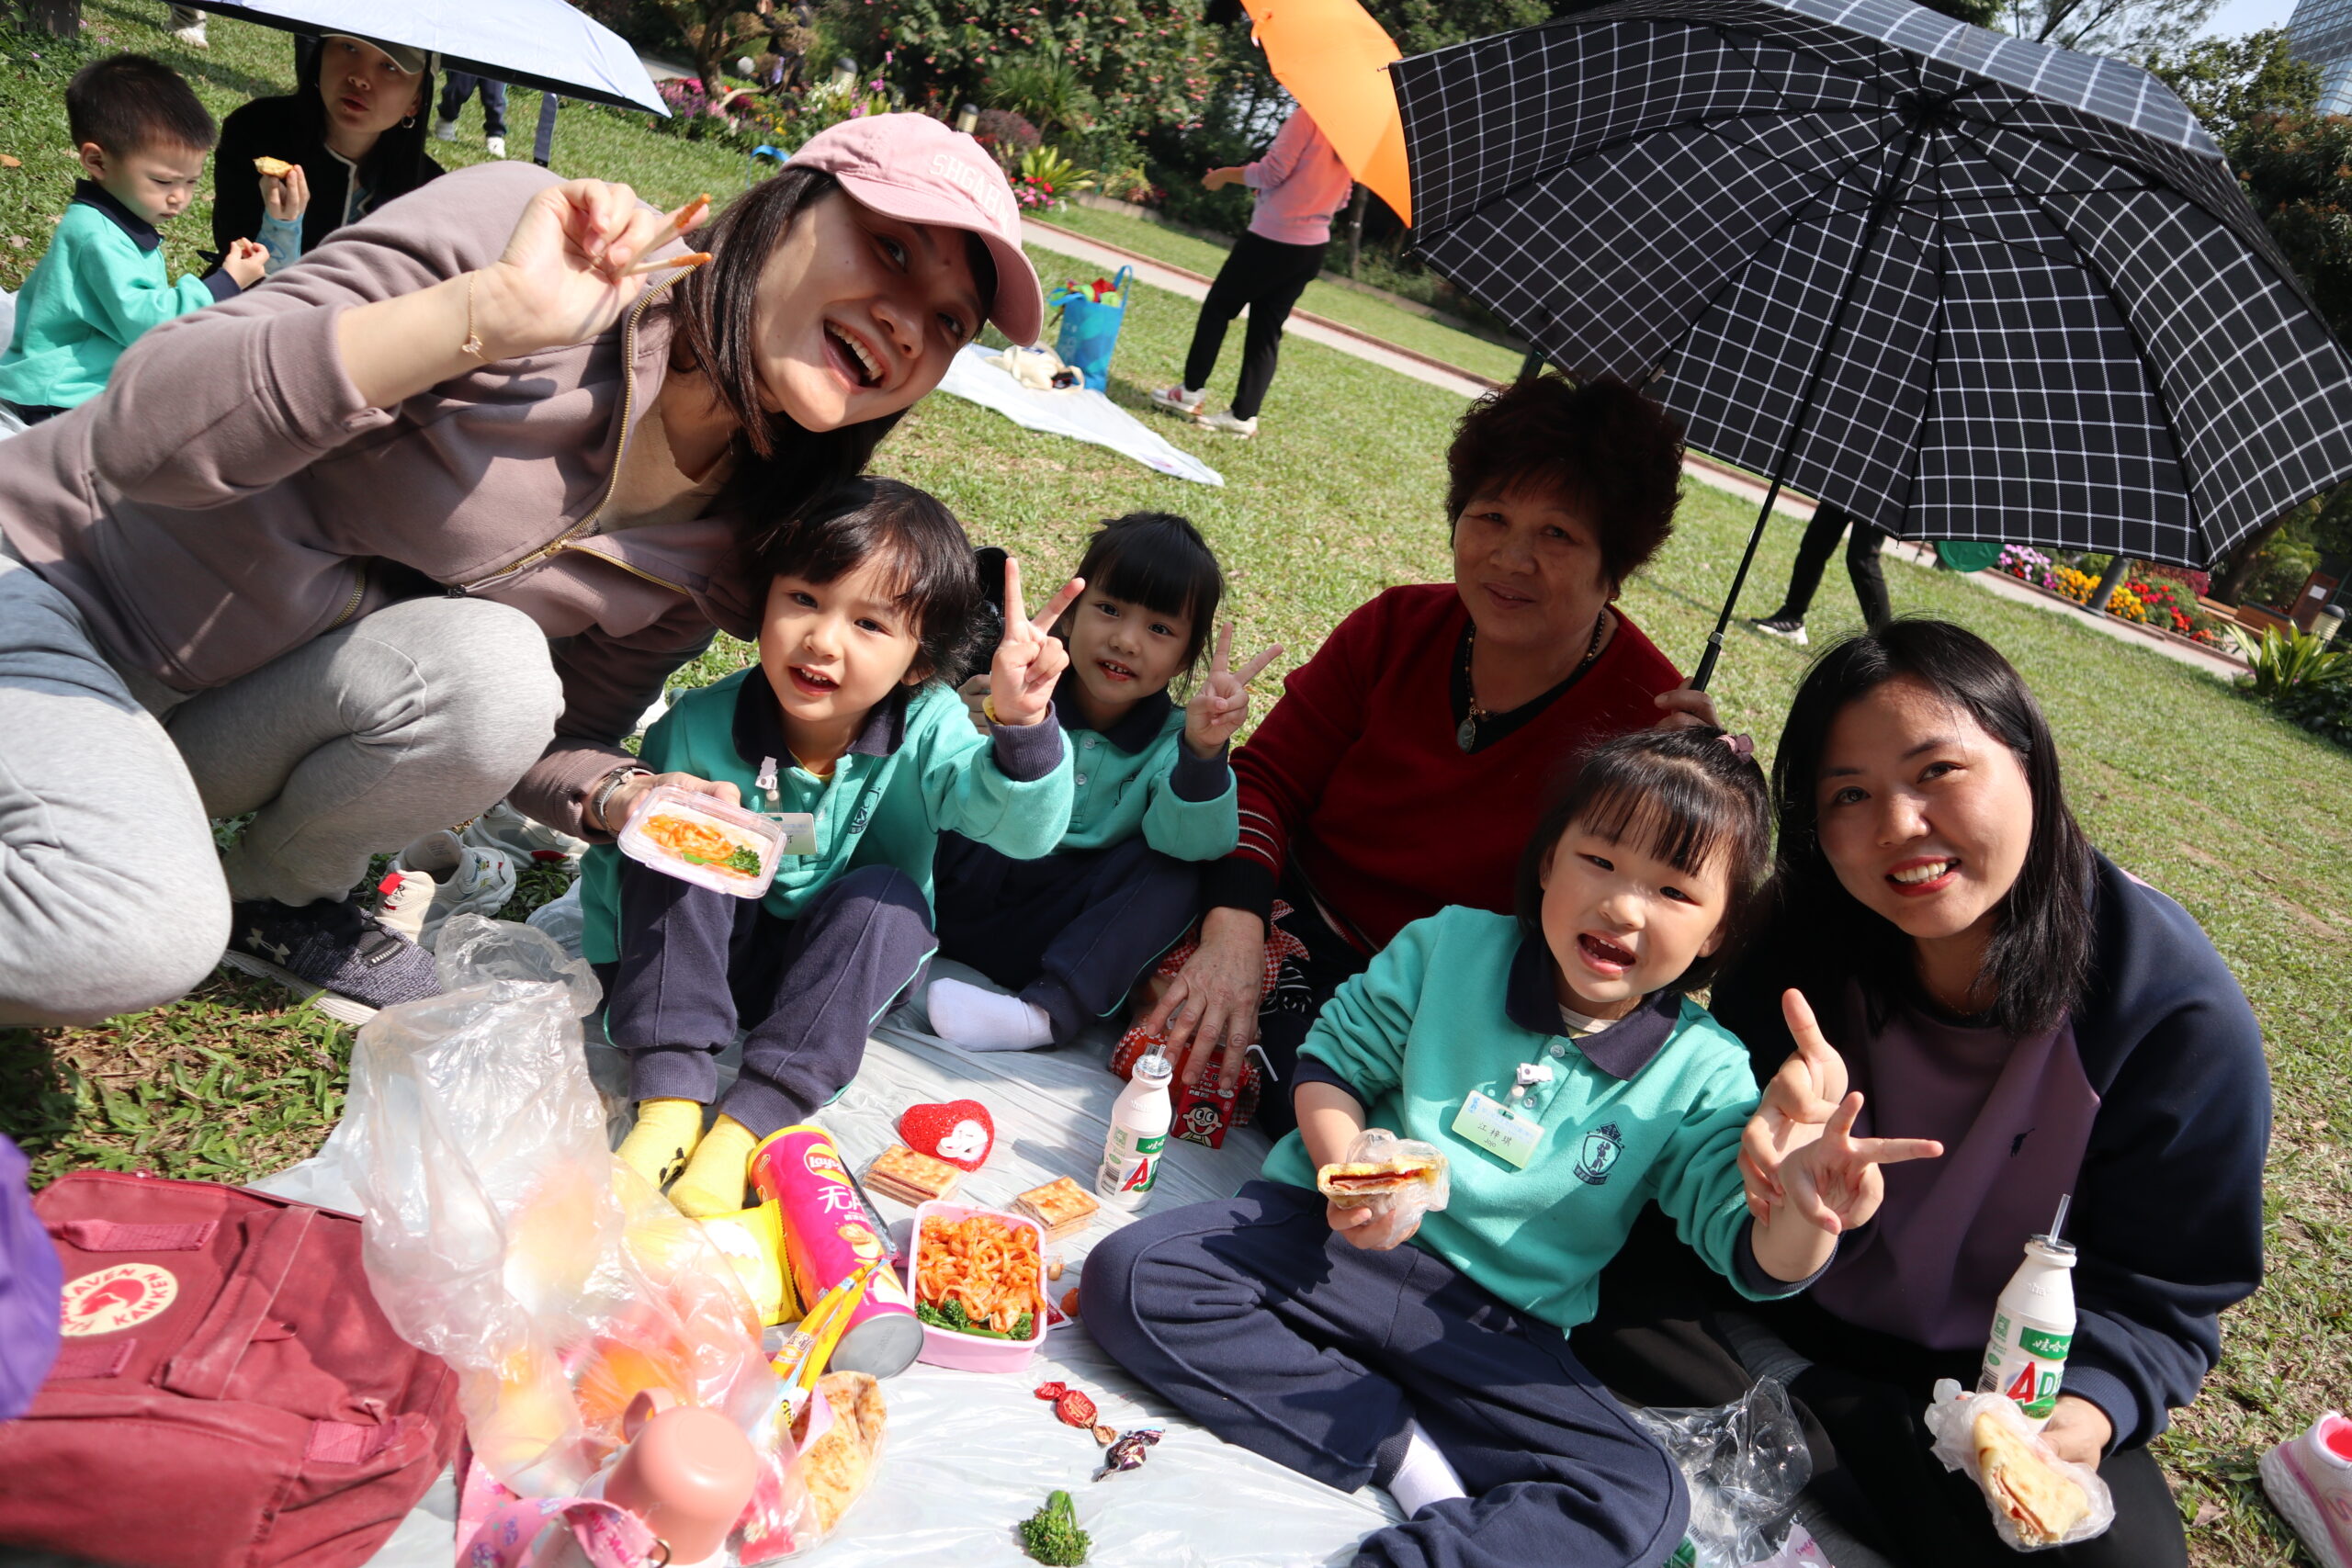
[2289,0,2352,115]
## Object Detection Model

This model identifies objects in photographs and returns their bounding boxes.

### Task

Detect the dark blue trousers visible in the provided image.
[597,862,935,1137]
[931,832,1198,1041]
[437,72,508,137]
[1081,1180,1689,1568]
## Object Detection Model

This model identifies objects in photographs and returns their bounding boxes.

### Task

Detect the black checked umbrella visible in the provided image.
[1391,0,2352,685]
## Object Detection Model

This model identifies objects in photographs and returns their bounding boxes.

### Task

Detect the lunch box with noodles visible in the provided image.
[616,784,789,897]
[906,1201,1049,1372]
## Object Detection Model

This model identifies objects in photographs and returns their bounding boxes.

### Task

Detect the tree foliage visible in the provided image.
[2140,28,2319,152]
[826,0,1222,140]
[1998,0,2212,62]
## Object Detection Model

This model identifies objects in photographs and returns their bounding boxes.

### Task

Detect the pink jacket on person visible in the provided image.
[0,161,763,839]
[1243,109,1353,247]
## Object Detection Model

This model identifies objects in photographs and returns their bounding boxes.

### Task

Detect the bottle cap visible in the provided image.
[1136,1050,1172,1080]
[604,1402,760,1563]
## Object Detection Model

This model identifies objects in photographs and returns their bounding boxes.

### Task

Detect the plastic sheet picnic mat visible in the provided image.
[259,961,1395,1567]
[936,343,1226,487]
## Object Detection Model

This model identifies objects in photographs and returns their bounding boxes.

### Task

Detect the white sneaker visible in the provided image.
[391,829,517,947]
[373,864,439,947]
[433,118,458,141]
[1748,615,1809,646]
[2262,1412,2352,1568]
[461,799,588,866]
[1195,410,1258,437]
[171,21,208,46]
[484,136,507,159]
[1149,384,1205,416]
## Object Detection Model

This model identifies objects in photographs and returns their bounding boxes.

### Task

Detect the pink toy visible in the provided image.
[897,1100,995,1172]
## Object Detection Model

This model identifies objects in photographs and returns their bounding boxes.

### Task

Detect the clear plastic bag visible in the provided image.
[338,917,777,1499]
[524,880,588,963]
[1328,1128,1449,1251]
[1632,1378,1811,1568]
[1922,1378,2115,1551]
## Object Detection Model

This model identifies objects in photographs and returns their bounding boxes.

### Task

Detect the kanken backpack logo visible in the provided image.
[0,1170,459,1568]
[58,1261,179,1335]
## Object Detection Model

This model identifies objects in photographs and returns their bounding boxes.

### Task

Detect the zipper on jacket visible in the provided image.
[454,272,687,596]
[329,559,369,628]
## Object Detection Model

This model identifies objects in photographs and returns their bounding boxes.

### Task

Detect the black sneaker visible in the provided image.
[222,895,443,1024]
[1748,615,1809,646]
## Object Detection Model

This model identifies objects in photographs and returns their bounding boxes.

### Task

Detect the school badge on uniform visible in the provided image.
[1574,1123,1624,1186]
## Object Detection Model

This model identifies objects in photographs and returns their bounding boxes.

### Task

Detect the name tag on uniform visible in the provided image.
[1452,1090,1544,1169]
[765,812,819,854]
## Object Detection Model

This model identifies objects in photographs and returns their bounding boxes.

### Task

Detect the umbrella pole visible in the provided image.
[1690,129,1925,693]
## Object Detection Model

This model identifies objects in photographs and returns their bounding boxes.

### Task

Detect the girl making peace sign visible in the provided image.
[927,512,1283,1053]
[583,479,1085,1217]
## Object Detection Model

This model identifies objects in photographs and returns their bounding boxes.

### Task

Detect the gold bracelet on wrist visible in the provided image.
[458,272,486,362]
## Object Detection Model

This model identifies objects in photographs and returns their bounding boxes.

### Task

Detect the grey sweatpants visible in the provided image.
[0,547,563,1026]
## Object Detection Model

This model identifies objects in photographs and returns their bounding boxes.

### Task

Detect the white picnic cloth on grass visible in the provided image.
[255,957,1394,1568]
[936,343,1225,487]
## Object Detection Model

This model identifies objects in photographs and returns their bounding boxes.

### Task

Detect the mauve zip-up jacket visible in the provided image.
[0,160,758,839]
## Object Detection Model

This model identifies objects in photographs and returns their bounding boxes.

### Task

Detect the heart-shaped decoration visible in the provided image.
[899,1099,995,1171]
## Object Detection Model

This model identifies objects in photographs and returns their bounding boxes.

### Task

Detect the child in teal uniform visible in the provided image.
[582,479,1082,1216]
[0,55,265,423]
[923,512,1281,1050]
[1082,728,1944,1568]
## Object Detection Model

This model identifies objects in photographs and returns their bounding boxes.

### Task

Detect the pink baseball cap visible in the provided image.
[790,114,1045,345]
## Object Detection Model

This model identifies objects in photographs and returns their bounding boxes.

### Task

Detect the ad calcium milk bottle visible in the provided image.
[1978,1215,2078,1428]
[1098,1051,1174,1211]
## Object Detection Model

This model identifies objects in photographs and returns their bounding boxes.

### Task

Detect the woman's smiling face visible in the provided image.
[1814,676,2035,949]
[1450,480,1614,659]
[751,187,985,433]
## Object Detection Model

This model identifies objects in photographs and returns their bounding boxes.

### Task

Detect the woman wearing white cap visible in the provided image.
[0,114,1046,1027]
[213,33,444,274]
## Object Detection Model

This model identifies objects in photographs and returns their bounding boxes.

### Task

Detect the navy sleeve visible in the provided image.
[2062,867,2270,1450]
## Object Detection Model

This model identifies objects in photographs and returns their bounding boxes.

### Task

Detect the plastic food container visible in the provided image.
[616,785,787,898]
[906,1201,1049,1373]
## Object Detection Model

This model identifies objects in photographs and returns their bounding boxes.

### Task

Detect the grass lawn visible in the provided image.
[1039,199,1531,386]
[4,9,2351,1565]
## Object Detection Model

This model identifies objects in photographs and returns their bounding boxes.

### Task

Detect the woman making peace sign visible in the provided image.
[927,511,1283,1053]
[0,114,1043,1027]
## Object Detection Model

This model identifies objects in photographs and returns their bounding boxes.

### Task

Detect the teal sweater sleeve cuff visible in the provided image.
[1169,739,1231,802]
[989,702,1066,782]
[1734,1216,1835,1299]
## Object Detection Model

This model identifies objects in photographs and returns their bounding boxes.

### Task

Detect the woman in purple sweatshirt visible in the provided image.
[1579,620,2268,1568]
[0,114,1044,1027]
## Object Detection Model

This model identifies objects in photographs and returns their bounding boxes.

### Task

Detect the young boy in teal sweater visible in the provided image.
[0,54,265,423]
[1083,728,1943,1568]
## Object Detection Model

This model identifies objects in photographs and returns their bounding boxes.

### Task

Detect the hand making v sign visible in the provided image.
[986,558,1086,728]
[1182,623,1283,758]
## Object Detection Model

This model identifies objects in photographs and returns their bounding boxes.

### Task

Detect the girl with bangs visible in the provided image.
[1081,728,1939,1568]
[926,512,1280,1052]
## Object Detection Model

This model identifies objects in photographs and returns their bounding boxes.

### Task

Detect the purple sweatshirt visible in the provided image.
[1711,853,2269,1450]
[1244,110,1354,246]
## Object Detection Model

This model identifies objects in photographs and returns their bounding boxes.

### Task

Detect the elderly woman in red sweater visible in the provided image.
[1142,373,1702,1133]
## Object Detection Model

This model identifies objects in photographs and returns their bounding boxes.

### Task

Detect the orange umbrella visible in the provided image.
[1238,0,1411,225]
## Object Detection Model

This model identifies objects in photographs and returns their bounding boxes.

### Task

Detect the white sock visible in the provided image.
[1385,1422,1468,1517]
[926,977,1055,1051]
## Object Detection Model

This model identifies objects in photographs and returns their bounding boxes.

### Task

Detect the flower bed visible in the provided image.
[1997,546,2231,649]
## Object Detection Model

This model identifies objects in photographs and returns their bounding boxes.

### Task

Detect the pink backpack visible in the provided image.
[0,1170,460,1568]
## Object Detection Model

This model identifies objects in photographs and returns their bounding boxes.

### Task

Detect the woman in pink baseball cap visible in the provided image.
[0,113,1046,1027]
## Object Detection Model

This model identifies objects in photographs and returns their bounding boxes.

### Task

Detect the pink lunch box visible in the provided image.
[905,1201,1049,1373]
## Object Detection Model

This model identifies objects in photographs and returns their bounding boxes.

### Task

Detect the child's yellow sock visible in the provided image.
[666,1114,760,1218]
[616,1098,705,1189]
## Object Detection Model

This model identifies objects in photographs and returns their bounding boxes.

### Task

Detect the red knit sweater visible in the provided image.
[1205,583,1683,951]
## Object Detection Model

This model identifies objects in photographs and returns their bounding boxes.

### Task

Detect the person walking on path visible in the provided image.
[0,114,1041,1030]
[1149,106,1351,439]
[435,72,510,161]
[1748,501,1890,647]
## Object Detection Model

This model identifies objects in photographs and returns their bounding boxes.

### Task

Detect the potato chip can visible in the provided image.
[750,1125,922,1378]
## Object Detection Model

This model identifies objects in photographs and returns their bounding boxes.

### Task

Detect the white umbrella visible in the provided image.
[173,0,666,114]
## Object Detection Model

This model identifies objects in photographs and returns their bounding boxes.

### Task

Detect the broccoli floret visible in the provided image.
[724,844,762,874]
[1019,1490,1090,1565]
